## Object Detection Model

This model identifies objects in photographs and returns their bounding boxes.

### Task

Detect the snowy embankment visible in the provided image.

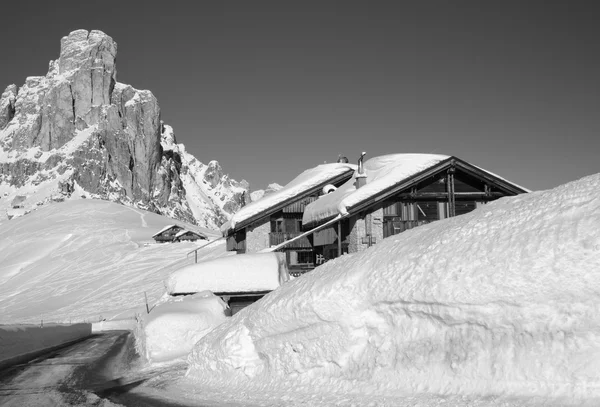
[184,174,600,402]
[137,253,289,364]
[0,323,91,370]
[0,199,225,324]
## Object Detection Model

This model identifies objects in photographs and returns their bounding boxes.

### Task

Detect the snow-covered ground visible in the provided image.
[2,173,599,406]
[165,173,600,406]
[0,199,225,324]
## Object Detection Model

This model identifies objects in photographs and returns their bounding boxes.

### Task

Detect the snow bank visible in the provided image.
[166,252,290,295]
[303,154,448,225]
[223,163,355,233]
[0,323,91,370]
[136,292,228,363]
[186,173,600,401]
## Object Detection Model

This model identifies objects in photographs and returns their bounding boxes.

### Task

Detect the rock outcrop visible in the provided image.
[0,29,248,228]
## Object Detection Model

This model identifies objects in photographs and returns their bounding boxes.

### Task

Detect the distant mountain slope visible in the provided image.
[0,29,248,228]
[0,199,229,324]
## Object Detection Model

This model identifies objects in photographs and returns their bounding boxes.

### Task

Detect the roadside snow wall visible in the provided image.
[185,173,600,401]
[0,323,91,369]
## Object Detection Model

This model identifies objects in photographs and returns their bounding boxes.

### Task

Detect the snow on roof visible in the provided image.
[222,163,356,233]
[186,172,600,399]
[303,154,448,225]
[151,224,181,238]
[174,230,206,239]
[166,252,290,295]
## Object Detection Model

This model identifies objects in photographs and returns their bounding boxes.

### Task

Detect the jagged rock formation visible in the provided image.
[0,29,249,228]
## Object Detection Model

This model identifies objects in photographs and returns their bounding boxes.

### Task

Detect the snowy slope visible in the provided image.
[0,199,227,324]
[184,173,600,402]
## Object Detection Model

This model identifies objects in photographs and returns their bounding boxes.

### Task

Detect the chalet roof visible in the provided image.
[174,230,207,239]
[302,154,530,227]
[151,224,182,238]
[222,162,356,234]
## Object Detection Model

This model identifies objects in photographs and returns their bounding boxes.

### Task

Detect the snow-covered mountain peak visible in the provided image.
[0,29,249,229]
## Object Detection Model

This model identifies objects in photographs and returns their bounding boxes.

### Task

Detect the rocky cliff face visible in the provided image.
[0,30,248,228]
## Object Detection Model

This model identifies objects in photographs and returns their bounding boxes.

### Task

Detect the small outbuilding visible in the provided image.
[152,225,184,243]
[174,230,208,242]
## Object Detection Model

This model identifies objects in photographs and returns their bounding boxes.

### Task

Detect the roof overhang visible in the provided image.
[305,156,528,227]
[226,169,355,234]
[347,156,528,216]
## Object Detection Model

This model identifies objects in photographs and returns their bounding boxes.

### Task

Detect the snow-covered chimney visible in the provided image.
[356,152,367,189]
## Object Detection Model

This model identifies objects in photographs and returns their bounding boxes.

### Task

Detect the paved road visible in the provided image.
[0,330,135,406]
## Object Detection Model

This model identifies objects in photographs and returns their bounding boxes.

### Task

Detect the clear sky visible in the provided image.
[1,1,598,192]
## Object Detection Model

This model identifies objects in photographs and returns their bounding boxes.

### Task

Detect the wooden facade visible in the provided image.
[308,157,528,264]
[225,156,527,274]
[224,170,355,274]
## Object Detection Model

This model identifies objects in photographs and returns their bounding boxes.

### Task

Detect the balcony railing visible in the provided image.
[269,232,312,249]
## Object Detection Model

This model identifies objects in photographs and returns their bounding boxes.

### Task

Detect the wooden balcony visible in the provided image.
[269,232,312,249]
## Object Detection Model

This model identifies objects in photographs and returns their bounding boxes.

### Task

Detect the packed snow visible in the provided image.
[0,199,225,324]
[136,291,228,363]
[177,173,600,405]
[166,252,289,295]
[222,162,356,233]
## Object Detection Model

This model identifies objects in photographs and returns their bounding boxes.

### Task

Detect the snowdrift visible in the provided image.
[136,292,228,363]
[185,173,600,401]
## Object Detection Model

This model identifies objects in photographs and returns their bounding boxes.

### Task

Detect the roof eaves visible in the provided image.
[229,169,355,234]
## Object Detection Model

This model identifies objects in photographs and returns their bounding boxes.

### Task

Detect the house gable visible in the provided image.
[344,157,528,218]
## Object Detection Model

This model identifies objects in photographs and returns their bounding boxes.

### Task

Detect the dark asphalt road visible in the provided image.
[0,330,191,407]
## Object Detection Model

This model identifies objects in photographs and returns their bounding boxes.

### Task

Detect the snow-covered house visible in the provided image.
[221,162,356,273]
[301,154,529,263]
[152,225,184,242]
[153,225,209,243]
[174,230,208,242]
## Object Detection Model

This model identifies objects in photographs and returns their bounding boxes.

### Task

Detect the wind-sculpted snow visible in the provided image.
[186,173,600,402]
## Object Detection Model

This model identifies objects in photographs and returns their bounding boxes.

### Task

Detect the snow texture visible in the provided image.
[222,163,356,233]
[0,199,225,324]
[166,252,290,295]
[137,291,228,363]
[185,173,600,402]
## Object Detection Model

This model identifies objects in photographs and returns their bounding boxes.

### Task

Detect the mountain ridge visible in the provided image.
[0,29,252,229]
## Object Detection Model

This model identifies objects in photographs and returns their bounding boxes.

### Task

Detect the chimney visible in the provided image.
[356,152,367,189]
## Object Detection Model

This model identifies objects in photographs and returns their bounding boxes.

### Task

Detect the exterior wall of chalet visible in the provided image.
[311,163,526,263]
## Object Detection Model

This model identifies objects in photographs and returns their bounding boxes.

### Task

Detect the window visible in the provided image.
[296,251,313,265]
[271,218,284,233]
